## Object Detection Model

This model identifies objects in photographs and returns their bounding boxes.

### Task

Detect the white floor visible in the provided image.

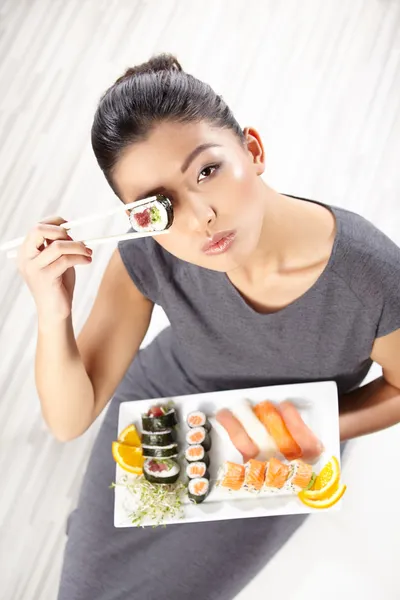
[1,1,400,598]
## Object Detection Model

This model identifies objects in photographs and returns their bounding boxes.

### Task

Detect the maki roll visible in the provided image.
[142,443,178,458]
[129,195,173,233]
[188,477,209,504]
[142,404,177,432]
[187,410,211,432]
[141,429,176,447]
[143,458,180,484]
[185,444,210,467]
[186,462,210,480]
[186,427,212,452]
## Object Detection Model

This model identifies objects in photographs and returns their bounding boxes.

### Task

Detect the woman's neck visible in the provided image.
[233,189,336,285]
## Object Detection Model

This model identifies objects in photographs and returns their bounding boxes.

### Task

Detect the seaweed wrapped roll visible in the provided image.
[129,195,174,233]
[187,410,211,432]
[188,478,209,504]
[185,426,211,452]
[142,443,178,458]
[141,430,176,447]
[141,404,177,432]
[143,458,180,484]
[185,444,210,467]
[186,462,210,480]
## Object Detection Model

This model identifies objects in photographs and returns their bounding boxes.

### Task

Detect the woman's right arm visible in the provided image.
[19,218,153,441]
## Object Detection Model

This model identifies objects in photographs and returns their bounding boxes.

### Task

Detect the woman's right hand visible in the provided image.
[18,216,93,325]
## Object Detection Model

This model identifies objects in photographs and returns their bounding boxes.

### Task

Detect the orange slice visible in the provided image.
[303,456,340,501]
[112,441,144,475]
[118,424,141,447]
[298,483,346,509]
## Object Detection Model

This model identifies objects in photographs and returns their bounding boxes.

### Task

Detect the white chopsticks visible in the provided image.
[1,196,168,259]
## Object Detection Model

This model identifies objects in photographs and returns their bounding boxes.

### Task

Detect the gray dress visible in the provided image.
[58,197,400,600]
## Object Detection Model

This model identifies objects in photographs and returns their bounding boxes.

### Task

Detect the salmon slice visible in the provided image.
[244,459,267,491]
[278,401,323,461]
[189,431,204,443]
[190,465,205,477]
[264,457,290,489]
[220,461,245,491]
[254,401,302,460]
[216,409,259,462]
[291,460,314,489]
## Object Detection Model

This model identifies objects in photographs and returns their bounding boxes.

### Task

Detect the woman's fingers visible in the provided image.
[35,240,92,269]
[44,254,92,279]
[23,221,71,259]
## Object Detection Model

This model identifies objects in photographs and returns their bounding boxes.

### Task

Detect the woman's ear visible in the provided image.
[243,126,265,176]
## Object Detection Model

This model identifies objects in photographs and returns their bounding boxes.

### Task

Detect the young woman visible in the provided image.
[18,54,400,600]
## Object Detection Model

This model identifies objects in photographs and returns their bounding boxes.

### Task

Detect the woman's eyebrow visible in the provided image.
[132,143,222,202]
[180,143,222,173]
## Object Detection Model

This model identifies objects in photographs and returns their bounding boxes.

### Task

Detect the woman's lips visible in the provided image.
[202,231,237,255]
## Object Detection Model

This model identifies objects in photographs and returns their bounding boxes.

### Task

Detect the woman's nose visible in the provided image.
[179,196,217,232]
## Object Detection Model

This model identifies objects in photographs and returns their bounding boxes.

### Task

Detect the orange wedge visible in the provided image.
[298,483,346,509]
[118,424,141,447]
[112,441,144,475]
[302,456,340,501]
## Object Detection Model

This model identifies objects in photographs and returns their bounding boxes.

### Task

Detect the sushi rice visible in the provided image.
[185,426,211,451]
[230,399,277,460]
[186,462,209,480]
[186,410,211,432]
[185,444,210,466]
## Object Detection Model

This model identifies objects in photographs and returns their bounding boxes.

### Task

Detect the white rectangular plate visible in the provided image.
[114,380,340,527]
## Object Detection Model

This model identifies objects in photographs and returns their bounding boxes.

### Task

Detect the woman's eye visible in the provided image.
[198,164,220,183]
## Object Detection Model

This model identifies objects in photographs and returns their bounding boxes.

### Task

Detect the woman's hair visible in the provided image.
[91,53,245,196]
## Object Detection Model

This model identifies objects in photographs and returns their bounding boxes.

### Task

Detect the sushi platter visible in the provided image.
[113,380,342,527]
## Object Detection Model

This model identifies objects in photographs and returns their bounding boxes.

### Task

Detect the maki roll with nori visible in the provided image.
[187,410,211,432]
[142,443,178,458]
[129,194,174,233]
[186,462,210,481]
[185,444,210,467]
[185,426,211,452]
[143,458,180,484]
[141,429,176,446]
[141,404,177,432]
[188,477,209,504]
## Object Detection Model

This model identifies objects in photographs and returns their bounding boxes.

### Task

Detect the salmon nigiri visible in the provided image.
[216,409,259,462]
[279,401,323,461]
[231,400,278,460]
[219,461,245,491]
[264,457,291,489]
[254,401,302,460]
[244,459,267,491]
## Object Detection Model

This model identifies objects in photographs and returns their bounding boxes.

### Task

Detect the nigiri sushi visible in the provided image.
[264,457,291,489]
[278,401,323,461]
[244,459,267,492]
[254,401,302,460]
[216,408,259,462]
[218,461,245,491]
[230,400,278,460]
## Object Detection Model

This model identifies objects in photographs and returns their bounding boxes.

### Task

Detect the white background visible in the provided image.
[0,1,399,598]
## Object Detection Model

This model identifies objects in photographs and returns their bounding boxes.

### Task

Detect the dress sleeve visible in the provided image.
[117,234,161,305]
[376,273,400,338]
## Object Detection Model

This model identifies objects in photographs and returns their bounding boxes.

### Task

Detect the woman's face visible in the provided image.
[112,121,267,272]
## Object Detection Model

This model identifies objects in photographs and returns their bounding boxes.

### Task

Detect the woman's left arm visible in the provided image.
[339,329,400,441]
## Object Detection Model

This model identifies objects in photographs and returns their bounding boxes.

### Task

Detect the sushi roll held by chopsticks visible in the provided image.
[1,194,174,259]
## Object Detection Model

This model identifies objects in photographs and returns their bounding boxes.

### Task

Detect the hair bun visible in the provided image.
[115,53,182,84]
